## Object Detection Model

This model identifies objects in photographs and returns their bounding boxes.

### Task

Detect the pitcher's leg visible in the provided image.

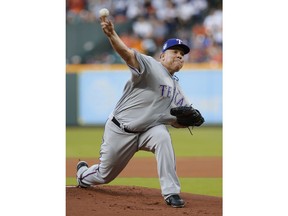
[138,125,181,196]
[77,120,139,185]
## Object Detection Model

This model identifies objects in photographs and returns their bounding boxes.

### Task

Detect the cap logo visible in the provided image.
[176,39,183,44]
[163,43,167,50]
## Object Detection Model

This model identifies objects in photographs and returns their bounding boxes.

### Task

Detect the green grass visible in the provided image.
[66,177,222,197]
[66,127,103,158]
[180,178,222,197]
[66,126,222,158]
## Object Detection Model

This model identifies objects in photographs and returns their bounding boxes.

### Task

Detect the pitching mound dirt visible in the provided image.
[66,185,222,216]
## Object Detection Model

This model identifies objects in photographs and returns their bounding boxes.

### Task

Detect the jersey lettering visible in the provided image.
[174,91,184,106]
[176,97,184,106]
[159,84,185,106]
[159,85,167,96]
[167,86,172,98]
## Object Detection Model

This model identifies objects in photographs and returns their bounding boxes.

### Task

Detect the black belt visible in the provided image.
[112,117,140,133]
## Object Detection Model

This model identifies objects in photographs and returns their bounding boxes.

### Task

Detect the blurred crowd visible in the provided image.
[67,0,222,65]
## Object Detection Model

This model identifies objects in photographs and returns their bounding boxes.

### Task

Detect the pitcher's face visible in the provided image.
[160,47,185,74]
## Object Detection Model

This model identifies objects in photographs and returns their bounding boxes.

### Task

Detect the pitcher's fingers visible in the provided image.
[99,16,107,23]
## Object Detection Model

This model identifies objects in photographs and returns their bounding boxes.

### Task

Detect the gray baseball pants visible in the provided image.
[79,116,181,196]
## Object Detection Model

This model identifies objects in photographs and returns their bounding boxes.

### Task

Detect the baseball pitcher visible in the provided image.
[76,10,204,208]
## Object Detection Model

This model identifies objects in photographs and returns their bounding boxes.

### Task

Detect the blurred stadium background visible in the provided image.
[66,0,222,65]
[66,0,222,126]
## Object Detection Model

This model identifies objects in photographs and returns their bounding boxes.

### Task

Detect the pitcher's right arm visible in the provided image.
[100,17,139,71]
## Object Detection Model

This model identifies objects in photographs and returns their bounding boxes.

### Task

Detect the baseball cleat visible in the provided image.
[165,194,185,208]
[77,161,88,171]
[76,161,90,188]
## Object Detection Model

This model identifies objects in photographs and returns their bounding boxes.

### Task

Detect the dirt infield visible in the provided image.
[66,185,222,216]
[66,157,222,178]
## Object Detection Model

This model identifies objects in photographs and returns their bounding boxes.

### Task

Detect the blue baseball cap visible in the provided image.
[162,38,190,54]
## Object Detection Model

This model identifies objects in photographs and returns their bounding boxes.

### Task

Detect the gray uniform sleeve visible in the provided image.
[127,50,155,78]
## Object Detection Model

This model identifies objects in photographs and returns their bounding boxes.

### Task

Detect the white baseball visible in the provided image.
[99,8,109,17]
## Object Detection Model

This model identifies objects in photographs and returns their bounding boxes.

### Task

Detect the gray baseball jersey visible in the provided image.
[113,50,191,132]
